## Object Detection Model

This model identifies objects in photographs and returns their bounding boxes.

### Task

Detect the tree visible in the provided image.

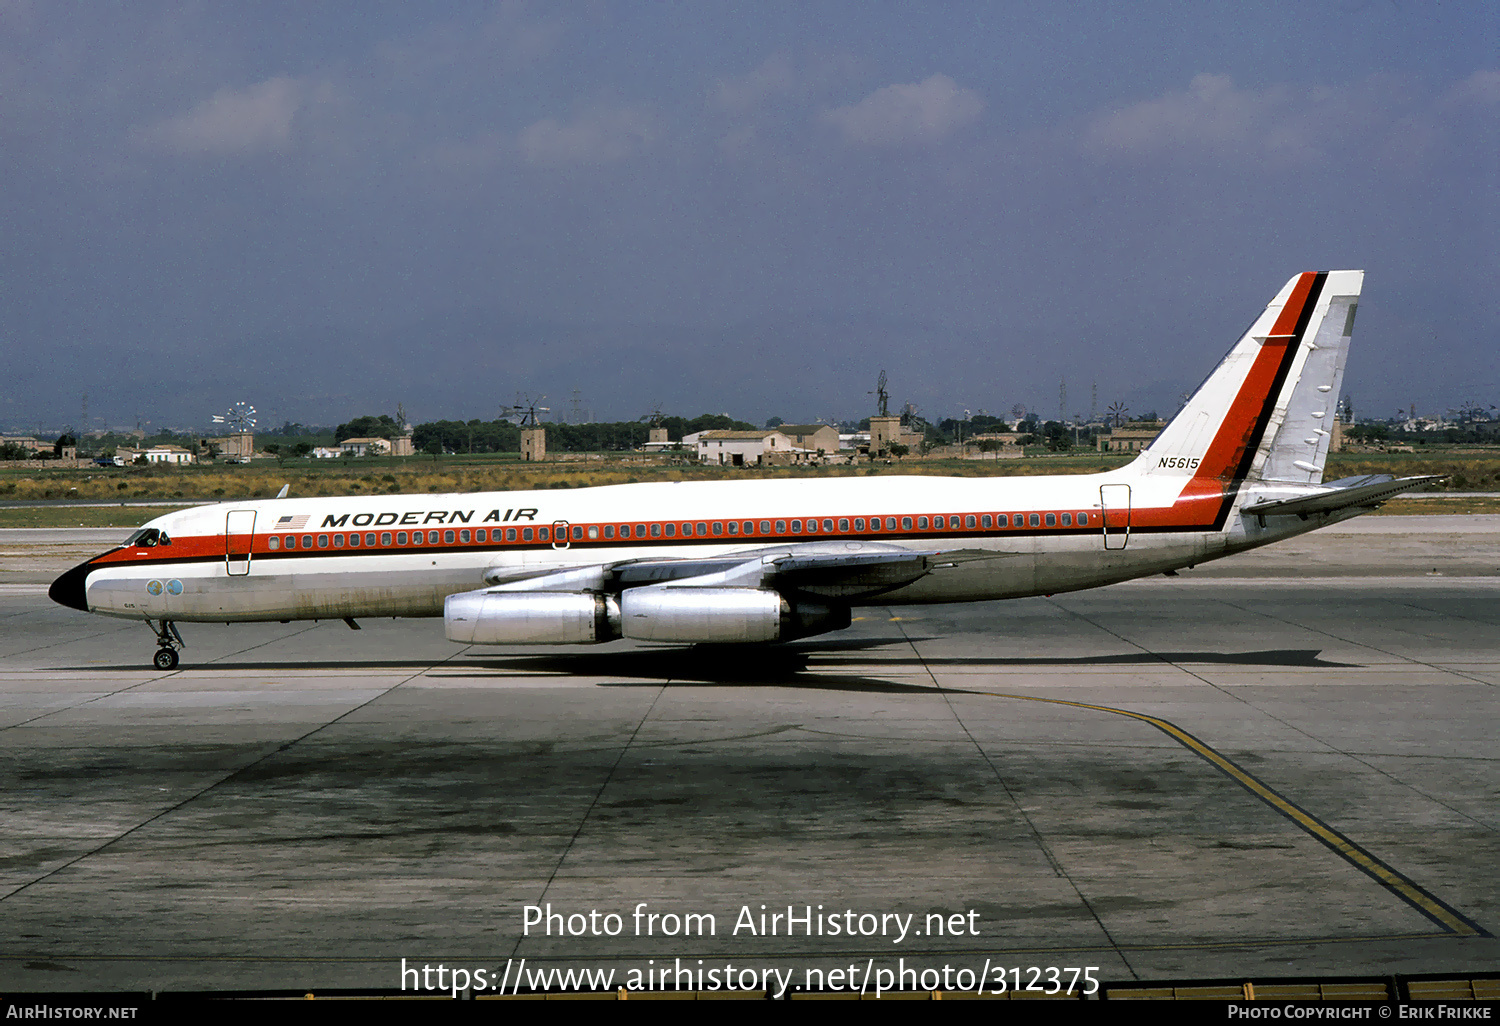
[334,414,399,442]
[292,442,313,459]
[888,442,909,459]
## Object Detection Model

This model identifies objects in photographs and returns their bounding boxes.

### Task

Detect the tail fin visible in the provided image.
[1134,270,1362,487]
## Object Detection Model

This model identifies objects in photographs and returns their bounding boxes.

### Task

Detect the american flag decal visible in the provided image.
[273,515,310,530]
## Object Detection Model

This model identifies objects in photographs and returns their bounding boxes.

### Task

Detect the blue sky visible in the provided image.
[2,2,1495,433]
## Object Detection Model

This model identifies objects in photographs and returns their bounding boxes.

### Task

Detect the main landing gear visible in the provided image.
[148,619,184,670]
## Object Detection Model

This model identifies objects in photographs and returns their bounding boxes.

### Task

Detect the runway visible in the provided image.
[0,518,1496,994]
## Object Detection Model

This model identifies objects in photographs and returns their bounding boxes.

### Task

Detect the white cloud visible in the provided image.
[822,74,982,147]
[1448,69,1500,107]
[140,77,307,156]
[1079,72,1414,166]
[714,53,799,112]
[518,106,656,167]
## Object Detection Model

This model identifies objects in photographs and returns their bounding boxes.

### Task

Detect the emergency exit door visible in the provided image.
[226,510,256,575]
[1099,484,1131,550]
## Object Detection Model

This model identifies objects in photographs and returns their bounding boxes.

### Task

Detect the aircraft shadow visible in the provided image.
[57,646,1355,679]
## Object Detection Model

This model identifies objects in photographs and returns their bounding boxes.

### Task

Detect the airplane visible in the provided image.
[50,271,1440,671]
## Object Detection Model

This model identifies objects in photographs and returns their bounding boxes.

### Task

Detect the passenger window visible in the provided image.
[268,536,280,550]
[774,521,786,534]
[1078,512,1090,524]
[441,530,453,544]
[966,515,977,529]
[917,517,929,530]
[696,523,707,536]
[477,529,487,542]
[663,524,674,537]
[981,515,991,529]
[824,519,834,532]
[934,516,946,529]
[318,535,329,548]
[396,532,407,545]
[791,520,803,533]
[651,523,662,537]
[381,532,393,545]
[998,514,1010,527]
[538,528,549,541]
[869,518,880,531]
[1028,514,1039,527]
[849,518,860,531]
[302,535,312,548]
[722,522,733,535]
[521,528,532,541]
[744,521,755,534]
[1061,513,1071,526]
[758,521,769,534]
[333,534,344,547]
[1045,513,1056,527]
[284,536,296,549]
[681,523,691,536]
[636,524,646,536]
[604,525,614,539]
[506,528,517,541]
[901,517,912,530]
[461,529,472,542]
[887,517,898,530]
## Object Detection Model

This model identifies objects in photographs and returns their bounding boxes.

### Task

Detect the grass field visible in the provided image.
[3,450,1496,505]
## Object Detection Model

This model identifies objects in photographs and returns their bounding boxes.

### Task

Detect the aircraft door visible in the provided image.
[1099,484,1131,550]
[552,520,570,550]
[226,510,256,575]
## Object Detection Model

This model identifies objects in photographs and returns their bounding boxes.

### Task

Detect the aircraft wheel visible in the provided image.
[153,647,179,671]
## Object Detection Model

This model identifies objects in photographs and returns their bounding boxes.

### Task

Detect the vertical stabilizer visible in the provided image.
[1132,271,1362,488]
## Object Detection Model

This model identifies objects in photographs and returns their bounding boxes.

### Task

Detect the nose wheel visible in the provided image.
[148,619,184,670]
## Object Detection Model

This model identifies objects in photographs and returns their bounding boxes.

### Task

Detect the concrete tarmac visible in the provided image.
[0,518,1496,995]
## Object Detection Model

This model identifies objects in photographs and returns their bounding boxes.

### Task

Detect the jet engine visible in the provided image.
[444,587,849,645]
[444,591,619,645]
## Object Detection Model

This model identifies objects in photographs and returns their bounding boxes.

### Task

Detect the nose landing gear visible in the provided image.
[148,619,184,670]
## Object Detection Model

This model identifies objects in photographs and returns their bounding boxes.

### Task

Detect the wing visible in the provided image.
[479,542,953,601]
[1241,474,1443,520]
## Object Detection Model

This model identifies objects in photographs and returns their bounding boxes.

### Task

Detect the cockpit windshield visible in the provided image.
[124,528,167,547]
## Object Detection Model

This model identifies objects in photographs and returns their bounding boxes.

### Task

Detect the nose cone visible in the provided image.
[49,559,93,611]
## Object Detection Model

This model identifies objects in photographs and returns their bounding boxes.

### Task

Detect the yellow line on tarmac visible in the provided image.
[970,690,1488,939]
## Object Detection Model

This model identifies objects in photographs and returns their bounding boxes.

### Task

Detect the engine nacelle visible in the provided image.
[619,588,850,643]
[445,590,620,645]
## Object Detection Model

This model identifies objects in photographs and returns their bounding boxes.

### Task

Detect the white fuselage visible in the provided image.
[69,469,1335,625]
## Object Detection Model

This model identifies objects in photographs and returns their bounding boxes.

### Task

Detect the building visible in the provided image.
[695,429,799,466]
[1097,422,1163,452]
[775,424,841,455]
[210,432,255,461]
[520,426,546,461]
[339,437,393,457]
[117,444,195,465]
[867,416,925,456]
[390,432,415,457]
[0,435,45,455]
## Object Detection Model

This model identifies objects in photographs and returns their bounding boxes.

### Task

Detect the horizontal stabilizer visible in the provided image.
[1241,475,1444,519]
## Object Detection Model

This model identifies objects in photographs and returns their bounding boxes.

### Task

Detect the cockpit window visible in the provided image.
[125,528,161,547]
